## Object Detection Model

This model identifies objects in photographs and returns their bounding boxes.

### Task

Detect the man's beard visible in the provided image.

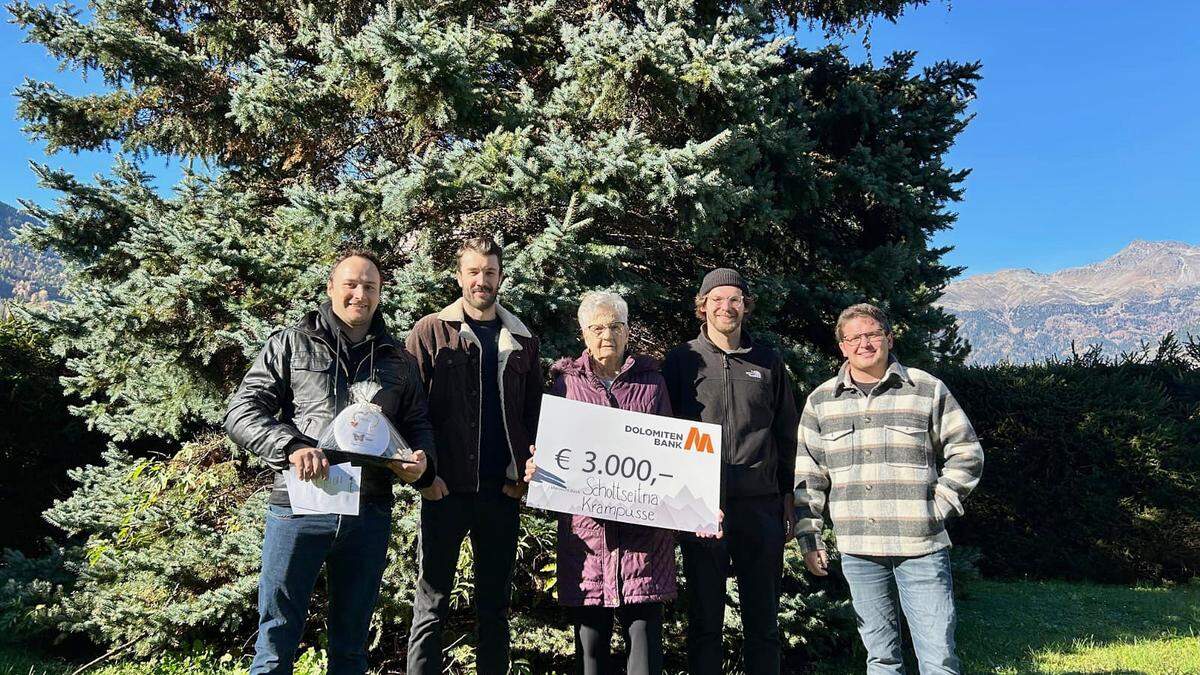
[464,286,497,310]
[709,313,742,334]
[338,302,374,327]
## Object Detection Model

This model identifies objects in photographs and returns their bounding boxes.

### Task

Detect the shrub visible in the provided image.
[941,335,1200,584]
[0,316,105,553]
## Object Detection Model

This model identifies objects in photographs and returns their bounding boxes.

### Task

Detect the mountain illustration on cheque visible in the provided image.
[527,480,562,507]
[531,466,567,488]
[657,484,719,533]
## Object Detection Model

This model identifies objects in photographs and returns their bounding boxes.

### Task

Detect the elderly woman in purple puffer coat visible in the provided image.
[524,290,676,675]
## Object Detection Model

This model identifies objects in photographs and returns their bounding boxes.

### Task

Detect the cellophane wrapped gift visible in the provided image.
[317,381,414,465]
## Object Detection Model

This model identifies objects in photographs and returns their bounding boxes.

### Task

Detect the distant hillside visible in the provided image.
[0,201,63,305]
[939,240,1200,364]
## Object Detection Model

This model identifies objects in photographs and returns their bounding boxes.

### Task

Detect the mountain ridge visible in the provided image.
[0,201,62,305]
[939,240,1200,364]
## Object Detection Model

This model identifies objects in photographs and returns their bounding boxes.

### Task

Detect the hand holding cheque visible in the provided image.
[524,395,722,535]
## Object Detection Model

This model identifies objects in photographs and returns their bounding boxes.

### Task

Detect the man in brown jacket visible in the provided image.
[405,236,542,675]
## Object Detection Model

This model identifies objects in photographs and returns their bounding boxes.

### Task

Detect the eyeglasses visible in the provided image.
[586,322,626,336]
[707,295,745,307]
[840,330,888,347]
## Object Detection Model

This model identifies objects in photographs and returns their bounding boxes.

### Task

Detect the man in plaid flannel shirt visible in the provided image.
[794,303,983,674]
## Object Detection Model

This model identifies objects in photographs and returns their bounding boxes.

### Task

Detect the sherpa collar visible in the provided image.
[435,297,532,338]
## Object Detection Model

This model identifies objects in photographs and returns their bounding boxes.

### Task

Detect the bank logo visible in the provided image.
[684,427,715,453]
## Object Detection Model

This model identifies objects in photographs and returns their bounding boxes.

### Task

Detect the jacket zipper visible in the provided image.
[475,341,483,493]
[593,359,628,408]
[594,361,627,606]
[722,354,732,462]
[349,336,379,383]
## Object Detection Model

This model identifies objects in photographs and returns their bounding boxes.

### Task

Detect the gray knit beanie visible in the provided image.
[698,268,749,297]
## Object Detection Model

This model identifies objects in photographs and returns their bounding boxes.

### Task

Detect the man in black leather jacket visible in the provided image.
[224,249,434,675]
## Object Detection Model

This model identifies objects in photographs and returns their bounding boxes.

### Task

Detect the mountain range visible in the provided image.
[0,201,62,306]
[938,240,1200,364]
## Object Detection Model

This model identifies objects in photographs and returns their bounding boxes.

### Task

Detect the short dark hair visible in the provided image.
[835,303,892,340]
[455,236,504,271]
[329,247,384,282]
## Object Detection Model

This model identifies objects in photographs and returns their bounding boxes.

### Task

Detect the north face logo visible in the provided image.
[684,427,715,453]
[746,370,763,379]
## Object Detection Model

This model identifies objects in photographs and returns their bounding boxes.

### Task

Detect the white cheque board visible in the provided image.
[527,395,721,534]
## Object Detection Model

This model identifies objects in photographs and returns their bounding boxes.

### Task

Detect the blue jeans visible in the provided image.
[840,548,960,675]
[251,502,392,675]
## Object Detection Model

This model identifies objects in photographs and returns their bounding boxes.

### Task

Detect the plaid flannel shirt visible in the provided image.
[794,357,984,557]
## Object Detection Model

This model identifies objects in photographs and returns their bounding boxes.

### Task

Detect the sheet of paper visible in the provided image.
[284,462,361,515]
[527,395,722,534]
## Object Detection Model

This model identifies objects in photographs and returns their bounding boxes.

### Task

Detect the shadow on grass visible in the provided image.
[0,647,71,675]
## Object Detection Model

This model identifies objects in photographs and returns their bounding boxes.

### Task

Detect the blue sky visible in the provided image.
[790,1,1200,275]
[2,1,1198,276]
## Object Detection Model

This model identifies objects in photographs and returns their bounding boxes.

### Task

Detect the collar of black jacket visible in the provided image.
[298,301,395,350]
[696,325,755,355]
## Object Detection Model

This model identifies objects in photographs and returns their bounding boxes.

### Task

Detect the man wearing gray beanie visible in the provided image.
[662,268,799,675]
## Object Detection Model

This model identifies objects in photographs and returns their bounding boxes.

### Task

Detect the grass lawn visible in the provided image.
[0,648,327,675]
[953,579,1200,674]
[4,580,1198,674]
[818,579,1200,674]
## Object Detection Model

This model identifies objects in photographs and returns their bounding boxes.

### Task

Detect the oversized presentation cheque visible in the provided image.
[527,395,721,534]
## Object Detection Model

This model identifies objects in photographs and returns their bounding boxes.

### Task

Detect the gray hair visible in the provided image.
[577,290,629,328]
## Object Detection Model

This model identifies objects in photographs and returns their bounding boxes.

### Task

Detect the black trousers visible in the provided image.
[681,493,785,675]
[406,488,520,675]
[572,603,664,675]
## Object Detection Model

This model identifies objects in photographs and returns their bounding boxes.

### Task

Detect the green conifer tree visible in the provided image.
[4,0,975,667]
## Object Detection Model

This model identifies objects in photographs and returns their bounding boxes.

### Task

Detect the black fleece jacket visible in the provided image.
[662,328,799,500]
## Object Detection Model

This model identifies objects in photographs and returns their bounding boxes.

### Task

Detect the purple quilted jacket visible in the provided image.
[550,350,678,607]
